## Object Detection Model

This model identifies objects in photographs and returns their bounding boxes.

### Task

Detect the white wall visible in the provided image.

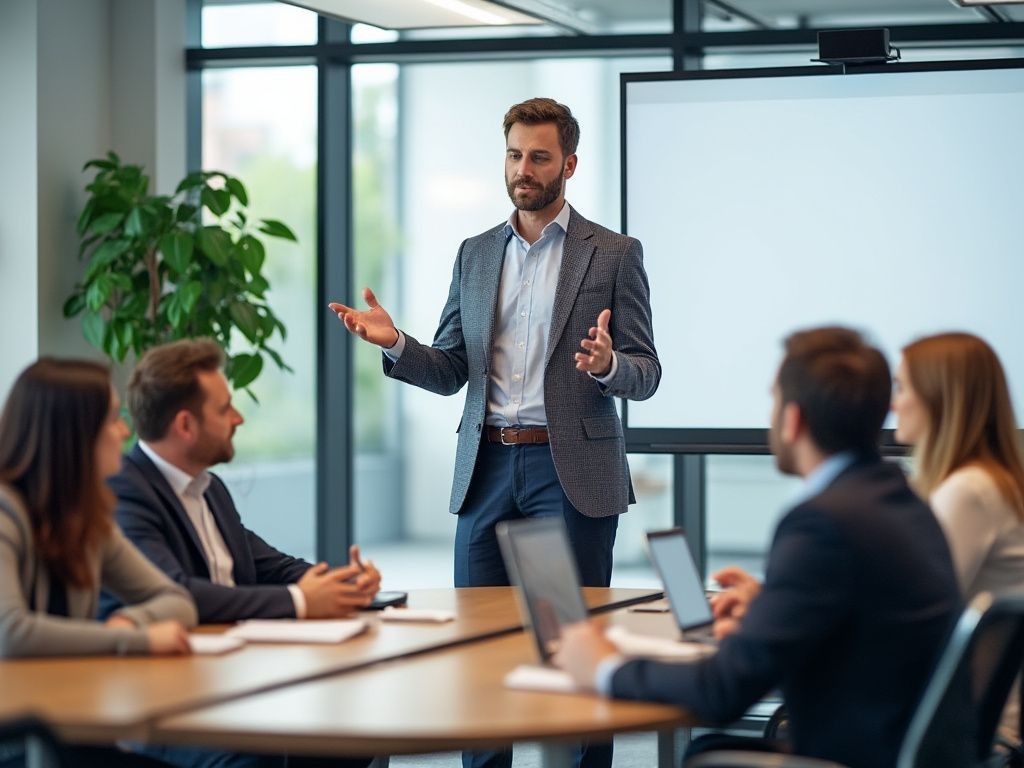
[0,0,43,399]
[0,0,186,399]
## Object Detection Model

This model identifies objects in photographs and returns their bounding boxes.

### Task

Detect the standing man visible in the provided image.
[331,96,659,768]
[553,328,967,768]
[330,97,659,591]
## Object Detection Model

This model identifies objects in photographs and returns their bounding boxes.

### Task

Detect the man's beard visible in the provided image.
[506,170,564,212]
[190,433,235,469]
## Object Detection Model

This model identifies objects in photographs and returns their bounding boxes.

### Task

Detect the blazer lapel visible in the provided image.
[479,227,513,358]
[127,445,210,576]
[546,208,594,367]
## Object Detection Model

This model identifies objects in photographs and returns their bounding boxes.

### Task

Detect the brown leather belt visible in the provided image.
[486,426,549,445]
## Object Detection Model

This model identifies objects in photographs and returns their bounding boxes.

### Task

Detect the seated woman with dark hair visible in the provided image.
[0,359,197,766]
[894,331,1024,745]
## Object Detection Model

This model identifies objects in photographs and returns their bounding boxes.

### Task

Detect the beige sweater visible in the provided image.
[0,483,197,657]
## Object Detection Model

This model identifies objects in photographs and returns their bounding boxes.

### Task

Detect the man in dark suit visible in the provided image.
[109,339,380,768]
[555,327,968,768]
[109,338,380,626]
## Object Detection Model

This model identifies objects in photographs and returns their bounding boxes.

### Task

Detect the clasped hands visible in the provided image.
[330,288,615,378]
[298,544,382,619]
[552,566,762,691]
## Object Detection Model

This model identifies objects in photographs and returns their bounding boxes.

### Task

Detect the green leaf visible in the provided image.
[110,273,132,291]
[77,201,95,235]
[258,219,297,242]
[159,232,194,274]
[237,235,266,275]
[247,275,269,297]
[176,203,198,223]
[229,353,263,390]
[88,212,124,235]
[179,281,203,314]
[228,302,261,343]
[195,227,231,267]
[86,275,113,311]
[201,186,231,217]
[84,239,131,282]
[83,158,117,172]
[63,292,86,318]
[82,311,105,349]
[175,172,206,194]
[258,311,277,336]
[124,207,144,237]
[225,177,249,206]
[165,292,183,328]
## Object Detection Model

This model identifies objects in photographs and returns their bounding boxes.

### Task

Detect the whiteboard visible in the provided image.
[622,60,1024,442]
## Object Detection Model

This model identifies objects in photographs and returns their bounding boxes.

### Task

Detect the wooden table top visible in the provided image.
[150,627,692,757]
[0,586,658,743]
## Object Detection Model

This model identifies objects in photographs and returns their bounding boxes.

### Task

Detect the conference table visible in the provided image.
[1,587,695,768]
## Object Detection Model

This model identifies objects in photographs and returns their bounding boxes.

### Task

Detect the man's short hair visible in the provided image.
[502,97,580,157]
[778,327,891,455]
[127,339,225,441]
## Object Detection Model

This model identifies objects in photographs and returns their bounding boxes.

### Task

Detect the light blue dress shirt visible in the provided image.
[386,202,616,427]
[592,451,857,695]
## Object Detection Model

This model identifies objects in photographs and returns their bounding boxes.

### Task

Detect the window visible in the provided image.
[202,65,318,561]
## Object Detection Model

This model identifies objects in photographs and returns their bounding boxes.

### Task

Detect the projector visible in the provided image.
[814,29,899,65]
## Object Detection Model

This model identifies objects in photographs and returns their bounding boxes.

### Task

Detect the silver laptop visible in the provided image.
[645,528,717,644]
[496,517,588,664]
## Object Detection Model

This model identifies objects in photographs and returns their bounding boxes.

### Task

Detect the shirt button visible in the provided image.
[524,281,530,287]
[520,311,527,317]
[518,342,525,348]
[512,399,520,405]
[513,374,521,381]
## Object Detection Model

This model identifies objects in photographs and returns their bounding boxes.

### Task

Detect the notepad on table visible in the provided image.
[225,618,368,644]
[189,634,246,655]
[379,607,455,623]
[504,664,579,693]
[605,625,713,660]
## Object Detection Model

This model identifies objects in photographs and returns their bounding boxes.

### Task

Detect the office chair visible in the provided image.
[0,716,65,768]
[688,592,1024,768]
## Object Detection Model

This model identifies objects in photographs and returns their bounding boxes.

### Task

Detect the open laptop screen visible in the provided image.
[646,528,714,632]
[497,517,588,663]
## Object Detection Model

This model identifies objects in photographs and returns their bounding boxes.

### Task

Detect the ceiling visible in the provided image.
[495,0,1024,30]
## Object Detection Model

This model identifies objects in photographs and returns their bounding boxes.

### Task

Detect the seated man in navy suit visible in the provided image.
[554,327,969,768]
[108,339,381,768]
[109,338,380,624]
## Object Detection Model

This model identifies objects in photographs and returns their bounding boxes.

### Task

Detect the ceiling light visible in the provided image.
[282,0,544,29]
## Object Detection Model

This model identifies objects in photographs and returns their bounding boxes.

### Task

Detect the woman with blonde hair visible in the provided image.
[893,331,1024,744]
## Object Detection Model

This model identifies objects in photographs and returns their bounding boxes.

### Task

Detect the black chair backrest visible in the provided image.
[898,593,1024,768]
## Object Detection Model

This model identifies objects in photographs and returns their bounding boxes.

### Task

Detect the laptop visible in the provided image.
[496,517,588,663]
[644,528,717,644]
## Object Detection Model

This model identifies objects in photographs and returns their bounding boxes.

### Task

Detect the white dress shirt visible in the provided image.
[137,442,306,617]
[385,202,616,426]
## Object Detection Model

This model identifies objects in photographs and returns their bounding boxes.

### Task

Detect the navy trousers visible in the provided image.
[455,439,619,768]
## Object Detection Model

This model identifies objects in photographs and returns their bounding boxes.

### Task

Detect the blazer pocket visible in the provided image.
[582,415,623,440]
[579,283,609,295]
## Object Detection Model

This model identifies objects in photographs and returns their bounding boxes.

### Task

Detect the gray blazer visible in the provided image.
[0,484,197,657]
[384,207,660,518]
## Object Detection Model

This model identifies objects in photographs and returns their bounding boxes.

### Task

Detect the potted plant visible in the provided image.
[64,152,296,396]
